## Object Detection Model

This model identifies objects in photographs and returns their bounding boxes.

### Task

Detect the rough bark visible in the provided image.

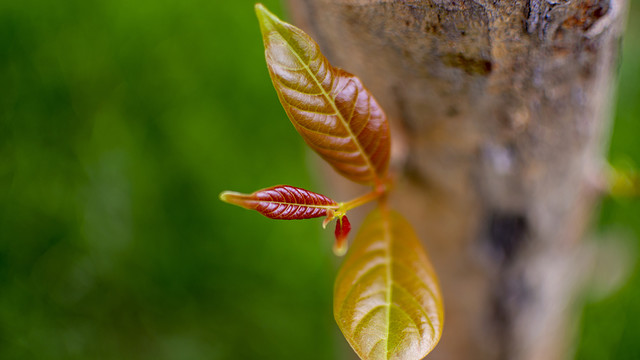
[287,1,627,359]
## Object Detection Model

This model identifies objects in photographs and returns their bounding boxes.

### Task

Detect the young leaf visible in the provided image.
[220,185,338,220]
[333,215,351,256]
[334,207,444,360]
[255,4,391,185]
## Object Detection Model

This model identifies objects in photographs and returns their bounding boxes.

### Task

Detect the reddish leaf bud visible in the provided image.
[333,215,351,256]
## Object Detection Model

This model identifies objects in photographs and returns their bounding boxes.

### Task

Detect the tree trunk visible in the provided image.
[287,1,627,359]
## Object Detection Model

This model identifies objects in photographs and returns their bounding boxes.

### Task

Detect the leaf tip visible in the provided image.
[219,191,252,210]
[254,3,279,36]
[219,191,232,203]
[254,3,267,19]
[333,241,348,257]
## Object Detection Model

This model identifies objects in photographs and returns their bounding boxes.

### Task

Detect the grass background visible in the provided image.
[1,0,638,359]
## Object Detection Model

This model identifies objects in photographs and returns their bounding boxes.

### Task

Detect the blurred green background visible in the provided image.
[575,2,640,360]
[1,0,638,359]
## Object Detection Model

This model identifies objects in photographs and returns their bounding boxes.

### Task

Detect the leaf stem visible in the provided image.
[341,182,389,212]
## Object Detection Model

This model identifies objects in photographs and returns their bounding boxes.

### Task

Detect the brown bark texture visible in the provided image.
[287,0,628,359]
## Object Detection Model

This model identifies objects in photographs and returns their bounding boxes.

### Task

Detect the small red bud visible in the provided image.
[333,216,351,256]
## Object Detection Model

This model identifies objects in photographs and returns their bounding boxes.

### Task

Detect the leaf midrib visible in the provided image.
[246,199,339,210]
[274,33,379,182]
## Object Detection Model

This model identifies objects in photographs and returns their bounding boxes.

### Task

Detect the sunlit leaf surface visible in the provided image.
[220,185,337,220]
[334,208,444,360]
[255,4,391,185]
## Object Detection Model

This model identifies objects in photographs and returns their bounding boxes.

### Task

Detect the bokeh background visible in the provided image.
[1,0,638,359]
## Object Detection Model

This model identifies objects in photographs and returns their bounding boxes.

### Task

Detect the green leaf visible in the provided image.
[255,4,391,185]
[334,207,444,360]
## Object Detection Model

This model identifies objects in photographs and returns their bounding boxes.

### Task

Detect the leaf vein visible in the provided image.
[282,41,379,182]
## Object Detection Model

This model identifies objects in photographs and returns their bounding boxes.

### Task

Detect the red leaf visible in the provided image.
[333,215,351,256]
[220,185,338,220]
[255,4,391,185]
